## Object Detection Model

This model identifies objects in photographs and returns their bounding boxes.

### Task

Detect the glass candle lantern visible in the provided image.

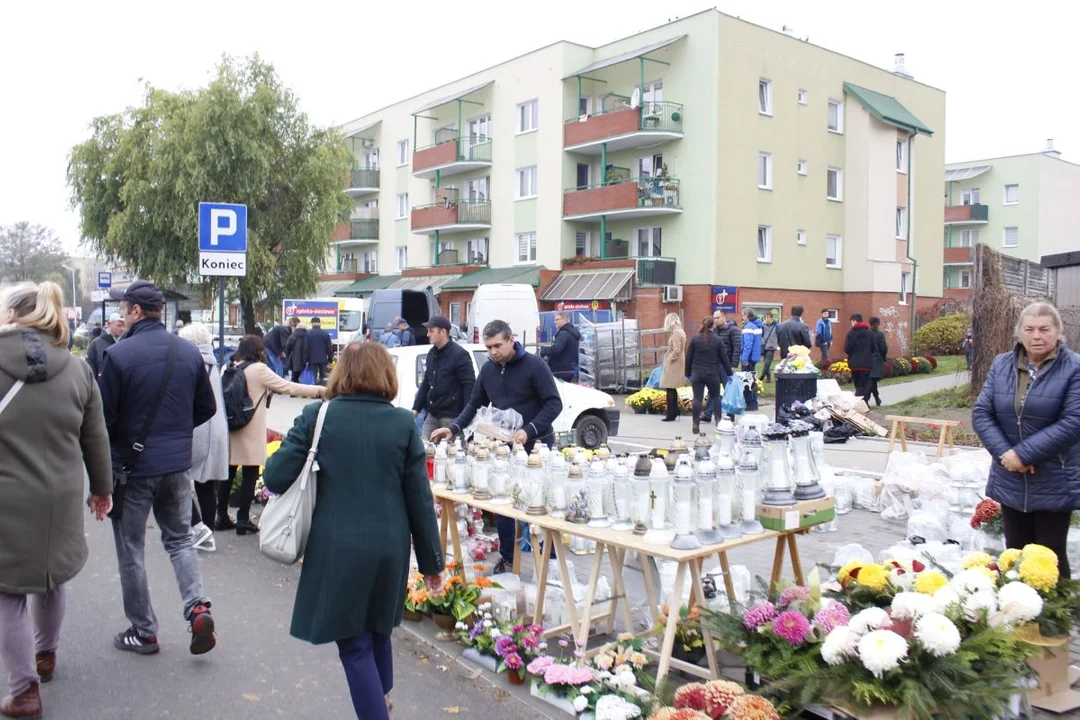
[525,450,547,515]
[762,424,797,506]
[671,457,702,550]
[695,455,723,545]
[573,446,588,470]
[632,454,652,535]
[511,444,528,509]
[714,454,742,539]
[711,418,737,466]
[644,458,675,545]
[425,442,436,481]
[595,445,611,464]
[610,463,634,531]
[548,451,569,519]
[566,464,589,523]
[471,446,492,500]
[790,421,825,500]
[490,445,512,505]
[434,440,448,488]
[737,435,765,535]
[694,434,712,463]
[465,442,477,491]
[586,458,611,528]
[451,441,469,493]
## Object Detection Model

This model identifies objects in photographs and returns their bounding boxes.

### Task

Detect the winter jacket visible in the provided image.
[844,323,874,372]
[972,343,1080,513]
[263,394,443,644]
[777,318,812,359]
[399,328,416,347]
[98,319,216,479]
[305,327,335,365]
[286,327,309,375]
[186,344,230,483]
[541,324,581,380]
[815,318,834,348]
[660,328,687,389]
[264,324,291,357]
[86,331,117,377]
[716,321,741,367]
[685,331,732,382]
[379,330,401,348]
[412,341,476,420]
[762,322,779,352]
[740,317,764,365]
[0,326,112,594]
[450,342,563,447]
[229,362,322,467]
[869,329,889,380]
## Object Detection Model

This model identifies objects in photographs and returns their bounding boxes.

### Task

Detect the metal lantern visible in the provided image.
[586,458,611,528]
[472,446,492,500]
[695,453,724,544]
[644,457,675,545]
[434,440,448,488]
[790,421,825,500]
[671,457,702,550]
[566,464,589,524]
[490,444,512,505]
[737,430,765,535]
[451,440,469,493]
[548,451,569,519]
[610,463,635,531]
[631,454,653,535]
[714,453,742,539]
[525,449,547,515]
[762,424,797,506]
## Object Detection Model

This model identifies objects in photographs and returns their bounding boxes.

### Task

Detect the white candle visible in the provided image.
[717,495,732,526]
[615,497,628,521]
[741,488,756,524]
[553,485,566,509]
[473,467,488,491]
[675,501,691,534]
[587,487,604,516]
[652,494,667,529]
[635,494,650,525]
[435,464,446,486]
[698,496,713,531]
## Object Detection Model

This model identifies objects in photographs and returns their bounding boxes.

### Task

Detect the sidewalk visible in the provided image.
[877,370,970,406]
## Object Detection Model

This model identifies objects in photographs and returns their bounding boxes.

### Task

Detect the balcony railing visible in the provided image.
[338,258,358,273]
[349,219,378,240]
[347,167,380,190]
[412,136,492,176]
[564,176,681,217]
[411,199,492,232]
[635,257,677,285]
[564,101,684,149]
[944,203,989,224]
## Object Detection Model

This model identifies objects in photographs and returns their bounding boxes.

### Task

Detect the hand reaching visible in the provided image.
[88,494,113,521]
[425,573,444,595]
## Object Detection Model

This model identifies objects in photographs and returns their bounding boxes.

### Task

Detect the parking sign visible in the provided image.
[198,202,248,253]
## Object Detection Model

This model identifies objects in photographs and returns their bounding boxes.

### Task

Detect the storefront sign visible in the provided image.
[711,285,739,313]
[282,299,340,339]
[554,300,610,311]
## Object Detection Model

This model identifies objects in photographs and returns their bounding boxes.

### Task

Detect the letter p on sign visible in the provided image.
[210,209,235,246]
[198,202,248,253]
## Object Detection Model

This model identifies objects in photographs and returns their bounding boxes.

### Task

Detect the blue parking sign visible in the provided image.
[198,202,248,252]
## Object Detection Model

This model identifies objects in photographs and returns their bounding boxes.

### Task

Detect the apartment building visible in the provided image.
[943,142,1080,299]
[327,9,946,350]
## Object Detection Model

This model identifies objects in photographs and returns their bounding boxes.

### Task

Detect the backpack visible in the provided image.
[221,361,265,432]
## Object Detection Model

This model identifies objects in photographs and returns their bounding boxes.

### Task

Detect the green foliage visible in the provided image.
[1035,578,1080,638]
[913,313,971,355]
[0,222,68,288]
[66,55,353,331]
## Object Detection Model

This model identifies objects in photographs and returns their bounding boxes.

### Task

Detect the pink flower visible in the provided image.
[495,636,518,658]
[558,639,569,648]
[743,601,778,630]
[527,656,555,675]
[522,634,539,649]
[504,653,523,670]
[542,662,595,686]
[529,624,544,635]
[772,610,811,646]
[778,586,811,608]
[812,603,851,634]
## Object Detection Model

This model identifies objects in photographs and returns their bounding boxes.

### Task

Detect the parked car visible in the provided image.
[389,343,620,448]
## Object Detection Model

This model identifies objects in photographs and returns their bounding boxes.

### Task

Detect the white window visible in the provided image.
[636,152,663,178]
[896,138,908,173]
[578,95,594,116]
[825,234,842,268]
[448,302,463,328]
[635,227,662,257]
[797,159,807,176]
[1004,184,1020,204]
[467,115,490,143]
[797,229,807,246]
[896,207,907,239]
[516,99,538,134]
[395,246,408,272]
[575,230,598,257]
[962,188,980,205]
[899,271,911,304]
[515,166,537,199]
[1003,226,1019,247]
[959,269,972,289]
[362,250,378,274]
[396,139,409,167]
[960,229,979,247]
[827,167,843,201]
[396,193,409,219]
[827,99,843,133]
[823,309,839,322]
[364,149,380,169]
[465,176,489,202]
[758,79,773,115]
[758,152,773,190]
[798,89,808,105]
[639,79,664,105]
[757,225,772,263]
[466,237,488,265]
[515,231,537,263]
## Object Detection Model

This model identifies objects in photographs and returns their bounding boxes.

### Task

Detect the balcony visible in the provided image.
[411,200,492,235]
[564,175,682,221]
[943,247,974,265]
[345,167,380,197]
[412,136,492,179]
[338,258,358,273]
[564,101,683,153]
[944,203,989,225]
[558,255,677,287]
[347,219,378,241]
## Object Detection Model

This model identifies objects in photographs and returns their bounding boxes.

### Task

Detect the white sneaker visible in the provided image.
[192,523,215,552]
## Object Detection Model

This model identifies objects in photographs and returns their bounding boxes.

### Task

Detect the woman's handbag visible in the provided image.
[259,401,330,565]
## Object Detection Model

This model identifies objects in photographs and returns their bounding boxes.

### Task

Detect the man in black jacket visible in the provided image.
[304,317,334,385]
[98,281,218,657]
[264,317,297,377]
[540,312,581,382]
[777,305,813,359]
[413,315,476,439]
[86,312,125,377]
[432,320,563,573]
[844,313,875,399]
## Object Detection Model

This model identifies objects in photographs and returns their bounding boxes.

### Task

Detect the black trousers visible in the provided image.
[220,465,260,524]
[852,370,871,398]
[692,377,720,426]
[761,350,776,381]
[190,482,217,528]
[864,377,881,403]
[312,363,329,384]
[1001,504,1072,579]
[664,388,679,420]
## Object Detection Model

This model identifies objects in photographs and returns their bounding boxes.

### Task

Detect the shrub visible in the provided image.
[923,355,938,370]
[883,362,896,379]
[913,313,970,355]
[891,357,912,376]
[914,357,933,374]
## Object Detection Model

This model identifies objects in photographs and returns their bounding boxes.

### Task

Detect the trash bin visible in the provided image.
[774,373,818,421]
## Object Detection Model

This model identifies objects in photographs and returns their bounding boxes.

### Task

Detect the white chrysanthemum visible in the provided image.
[890,568,916,591]
[962,589,998,621]
[490,628,502,639]
[950,568,995,595]
[858,630,909,678]
[849,607,892,635]
[891,592,934,620]
[996,581,1044,625]
[821,626,859,666]
[931,586,962,614]
[573,695,589,713]
[914,612,962,657]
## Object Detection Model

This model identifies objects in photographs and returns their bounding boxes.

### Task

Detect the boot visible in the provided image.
[692,420,700,435]
[35,651,55,683]
[0,682,42,719]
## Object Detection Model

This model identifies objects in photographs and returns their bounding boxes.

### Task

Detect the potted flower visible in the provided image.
[494,621,546,685]
[526,654,597,714]
[456,602,501,672]
[653,681,781,720]
[403,571,430,622]
[652,605,705,664]
[428,574,484,631]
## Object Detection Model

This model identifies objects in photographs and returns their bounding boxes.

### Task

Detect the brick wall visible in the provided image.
[412,141,457,174]
[563,182,637,217]
[411,204,457,231]
[564,107,639,148]
[331,222,350,241]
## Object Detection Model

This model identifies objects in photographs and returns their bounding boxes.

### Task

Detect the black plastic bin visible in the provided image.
[774,373,818,420]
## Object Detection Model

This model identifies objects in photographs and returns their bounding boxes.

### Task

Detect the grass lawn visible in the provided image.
[754,355,968,400]
[865,383,983,446]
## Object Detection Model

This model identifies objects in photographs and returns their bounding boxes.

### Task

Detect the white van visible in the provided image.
[468,283,541,351]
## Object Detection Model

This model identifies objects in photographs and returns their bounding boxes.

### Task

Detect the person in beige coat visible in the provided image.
[0,282,112,718]
[659,312,687,422]
[217,335,323,535]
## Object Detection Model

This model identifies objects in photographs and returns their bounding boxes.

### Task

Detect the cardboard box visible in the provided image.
[756,496,835,532]
[1028,646,1080,713]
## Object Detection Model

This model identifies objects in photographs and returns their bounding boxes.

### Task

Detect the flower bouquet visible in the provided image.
[650,680,781,720]
[428,573,485,627]
[527,655,597,714]
[652,606,705,664]
[456,602,500,669]
[774,345,819,375]
[494,621,546,684]
[970,498,1004,537]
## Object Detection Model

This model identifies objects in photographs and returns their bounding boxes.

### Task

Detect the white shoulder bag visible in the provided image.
[259,401,330,565]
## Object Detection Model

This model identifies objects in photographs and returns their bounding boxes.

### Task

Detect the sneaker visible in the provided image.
[114,627,160,655]
[195,535,216,553]
[492,558,508,575]
[188,605,216,655]
[191,523,214,552]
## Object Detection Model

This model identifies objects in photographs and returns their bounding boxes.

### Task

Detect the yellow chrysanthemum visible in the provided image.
[998,548,1022,572]
[962,552,993,570]
[914,570,948,595]
[838,561,864,586]
[1019,556,1059,593]
[1021,544,1058,563]
[855,563,890,591]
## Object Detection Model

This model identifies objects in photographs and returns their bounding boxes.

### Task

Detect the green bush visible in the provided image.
[913,313,970,355]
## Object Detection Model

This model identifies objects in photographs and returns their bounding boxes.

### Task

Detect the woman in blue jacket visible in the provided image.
[972,302,1080,578]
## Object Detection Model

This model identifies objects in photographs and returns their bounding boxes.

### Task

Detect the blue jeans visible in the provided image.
[111,472,209,637]
[266,353,285,377]
[497,516,517,565]
[703,369,729,419]
[338,632,393,720]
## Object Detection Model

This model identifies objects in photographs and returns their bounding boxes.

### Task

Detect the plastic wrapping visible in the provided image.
[906,510,949,543]
[851,476,881,512]
[833,543,875,570]
[464,404,524,442]
[578,317,640,391]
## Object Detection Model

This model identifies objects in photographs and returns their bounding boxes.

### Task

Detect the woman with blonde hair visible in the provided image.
[0,282,112,718]
[659,313,687,422]
[264,341,443,719]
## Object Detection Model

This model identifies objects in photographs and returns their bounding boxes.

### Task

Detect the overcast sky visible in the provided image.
[3,0,1075,254]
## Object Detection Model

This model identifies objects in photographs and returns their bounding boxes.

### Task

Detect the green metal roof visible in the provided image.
[441,265,543,290]
[842,82,933,136]
[334,274,401,296]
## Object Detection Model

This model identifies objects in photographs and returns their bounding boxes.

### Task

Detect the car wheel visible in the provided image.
[574,414,608,449]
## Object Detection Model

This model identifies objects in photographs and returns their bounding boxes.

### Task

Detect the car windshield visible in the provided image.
[339,310,362,332]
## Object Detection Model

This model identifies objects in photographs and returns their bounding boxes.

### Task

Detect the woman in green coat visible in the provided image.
[263,341,444,720]
[866,316,889,407]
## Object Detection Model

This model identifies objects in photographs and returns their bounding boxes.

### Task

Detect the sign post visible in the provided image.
[198,202,248,361]
[96,272,111,327]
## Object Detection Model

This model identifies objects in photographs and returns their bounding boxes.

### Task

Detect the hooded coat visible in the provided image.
[844,322,874,372]
[185,343,230,483]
